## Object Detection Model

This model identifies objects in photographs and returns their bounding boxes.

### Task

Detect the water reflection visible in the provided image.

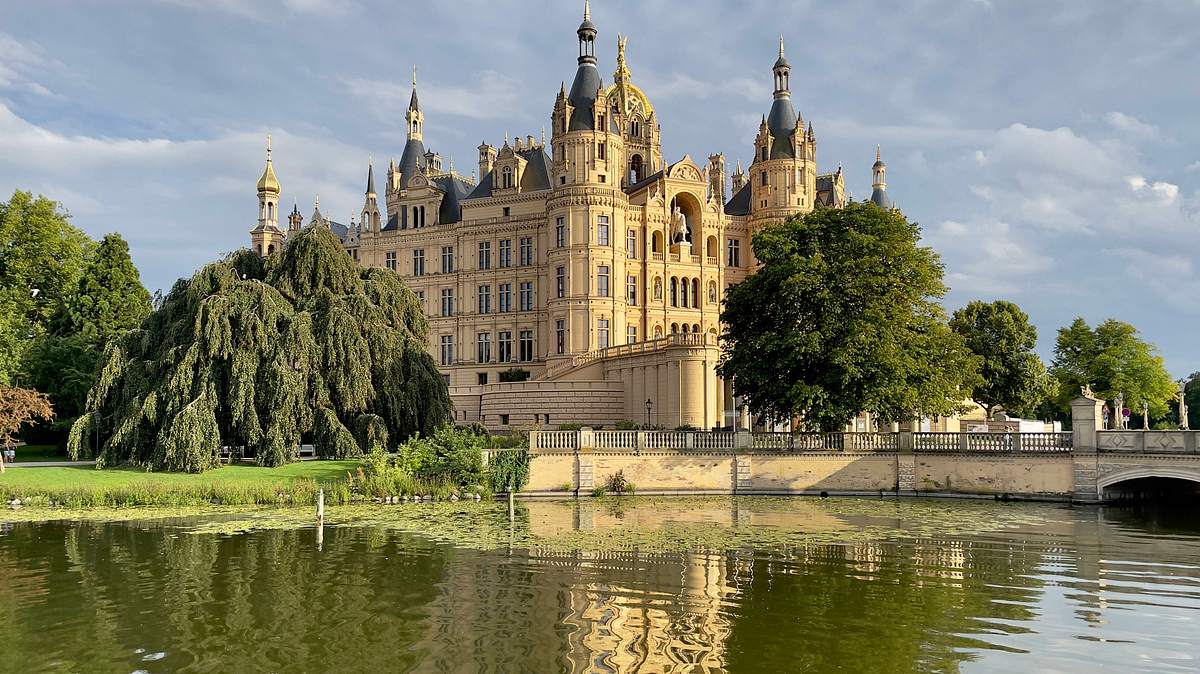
[0,498,1197,673]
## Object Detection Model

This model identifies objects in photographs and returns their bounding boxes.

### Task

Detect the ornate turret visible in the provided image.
[749,37,817,227]
[360,160,381,233]
[869,145,890,209]
[397,66,427,189]
[288,202,303,233]
[251,135,284,257]
[765,36,798,160]
[566,0,601,131]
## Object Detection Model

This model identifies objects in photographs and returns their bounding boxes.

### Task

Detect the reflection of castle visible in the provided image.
[251,2,893,430]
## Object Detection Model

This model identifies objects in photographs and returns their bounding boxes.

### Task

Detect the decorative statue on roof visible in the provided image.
[671,205,691,245]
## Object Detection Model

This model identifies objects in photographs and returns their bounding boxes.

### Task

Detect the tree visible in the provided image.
[0,386,53,473]
[0,191,92,384]
[1050,317,1176,423]
[949,300,1048,419]
[21,233,151,437]
[718,202,980,430]
[68,226,453,472]
[59,233,152,344]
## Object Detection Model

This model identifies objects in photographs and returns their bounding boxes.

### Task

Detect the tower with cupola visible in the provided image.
[251,135,285,257]
[748,38,817,229]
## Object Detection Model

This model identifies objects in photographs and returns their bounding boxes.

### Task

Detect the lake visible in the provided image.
[1,497,1197,673]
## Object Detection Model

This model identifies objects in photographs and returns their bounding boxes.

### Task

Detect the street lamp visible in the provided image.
[645,399,653,428]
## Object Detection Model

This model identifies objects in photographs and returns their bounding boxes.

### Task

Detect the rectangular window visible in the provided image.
[518,330,533,362]
[478,241,491,270]
[440,288,454,317]
[439,335,454,366]
[761,171,768,187]
[498,283,512,313]
[627,229,637,258]
[519,237,533,266]
[441,246,454,273]
[385,251,397,271]
[519,281,534,311]
[627,325,637,344]
[498,239,512,268]
[597,319,610,350]
[555,217,566,248]
[502,206,511,217]
[626,275,637,305]
[497,331,513,363]
[597,142,606,160]
[412,249,425,276]
[476,332,491,364]
[478,285,491,314]
[597,265,610,297]
[415,290,425,309]
[556,266,565,298]
[555,319,565,355]
[597,215,610,246]
[727,239,741,267]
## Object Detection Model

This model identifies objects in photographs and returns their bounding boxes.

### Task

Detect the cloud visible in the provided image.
[926,219,1052,296]
[0,102,372,291]
[0,32,57,97]
[345,71,526,123]
[1185,161,1200,173]
[1105,111,1159,139]
[152,0,350,18]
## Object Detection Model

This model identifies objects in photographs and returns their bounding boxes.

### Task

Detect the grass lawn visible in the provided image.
[0,460,362,507]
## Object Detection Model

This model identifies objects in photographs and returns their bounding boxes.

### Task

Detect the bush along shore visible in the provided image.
[2,427,532,510]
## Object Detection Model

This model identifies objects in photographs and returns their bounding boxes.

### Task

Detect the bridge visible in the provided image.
[521,394,1200,504]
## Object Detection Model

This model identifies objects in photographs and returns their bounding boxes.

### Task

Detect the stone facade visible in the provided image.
[250,5,895,431]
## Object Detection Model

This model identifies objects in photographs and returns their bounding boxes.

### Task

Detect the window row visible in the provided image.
[436,284,536,316]
[477,238,534,270]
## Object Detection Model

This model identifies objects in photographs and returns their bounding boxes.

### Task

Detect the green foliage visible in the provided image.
[1185,373,1200,430]
[499,367,531,382]
[67,226,453,471]
[614,420,639,431]
[489,449,531,492]
[1050,317,1176,420]
[488,432,528,449]
[949,300,1048,418]
[603,470,632,495]
[355,414,390,453]
[0,191,93,384]
[719,202,981,430]
[20,233,150,441]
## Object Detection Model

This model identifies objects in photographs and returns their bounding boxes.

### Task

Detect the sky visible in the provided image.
[0,0,1197,376]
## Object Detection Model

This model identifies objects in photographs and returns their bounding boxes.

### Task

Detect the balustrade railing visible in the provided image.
[531,429,1075,453]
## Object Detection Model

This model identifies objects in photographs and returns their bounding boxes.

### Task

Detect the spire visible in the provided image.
[584,0,590,21]
[409,65,420,111]
[256,134,280,194]
[614,33,631,83]
[870,146,890,209]
[779,35,785,58]
[366,160,376,195]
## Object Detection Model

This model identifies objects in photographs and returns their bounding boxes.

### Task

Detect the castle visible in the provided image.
[250,2,894,431]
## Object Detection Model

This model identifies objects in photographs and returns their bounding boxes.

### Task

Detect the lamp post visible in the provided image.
[645,399,653,428]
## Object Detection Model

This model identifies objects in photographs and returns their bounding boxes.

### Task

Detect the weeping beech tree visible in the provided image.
[67,226,452,472]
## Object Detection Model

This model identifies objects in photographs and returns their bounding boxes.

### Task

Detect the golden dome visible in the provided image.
[257,135,280,194]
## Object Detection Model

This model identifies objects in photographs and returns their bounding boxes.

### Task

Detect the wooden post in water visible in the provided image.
[508,482,515,523]
[317,488,325,521]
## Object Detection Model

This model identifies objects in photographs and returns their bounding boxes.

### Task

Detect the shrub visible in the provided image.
[395,425,486,488]
[499,368,531,382]
[557,423,584,431]
[604,470,632,495]
[489,449,531,493]
[590,486,605,498]
[614,420,639,431]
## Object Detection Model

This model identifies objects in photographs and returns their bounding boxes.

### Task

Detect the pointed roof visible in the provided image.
[408,65,420,111]
[366,161,376,194]
[257,135,280,194]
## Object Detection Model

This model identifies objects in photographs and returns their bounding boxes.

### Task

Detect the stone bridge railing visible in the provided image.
[1097,430,1200,453]
[530,429,1073,454]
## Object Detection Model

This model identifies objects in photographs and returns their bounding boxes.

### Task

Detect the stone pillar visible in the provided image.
[578,427,595,450]
[1071,394,1104,504]
[896,453,916,495]
[735,456,752,491]
[735,429,752,450]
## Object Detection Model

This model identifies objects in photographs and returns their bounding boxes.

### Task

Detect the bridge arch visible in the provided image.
[1098,466,1200,503]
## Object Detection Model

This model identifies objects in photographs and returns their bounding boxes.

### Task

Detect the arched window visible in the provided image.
[706,235,717,259]
[680,277,689,308]
[653,277,663,300]
[267,202,274,221]
[631,119,641,138]
[652,230,663,253]
[267,244,274,255]
[691,278,700,308]
[502,167,513,189]
[629,154,644,184]
[681,324,690,334]
[693,323,701,333]
[256,244,262,255]
[671,323,679,334]
[670,277,678,307]
[761,146,768,162]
